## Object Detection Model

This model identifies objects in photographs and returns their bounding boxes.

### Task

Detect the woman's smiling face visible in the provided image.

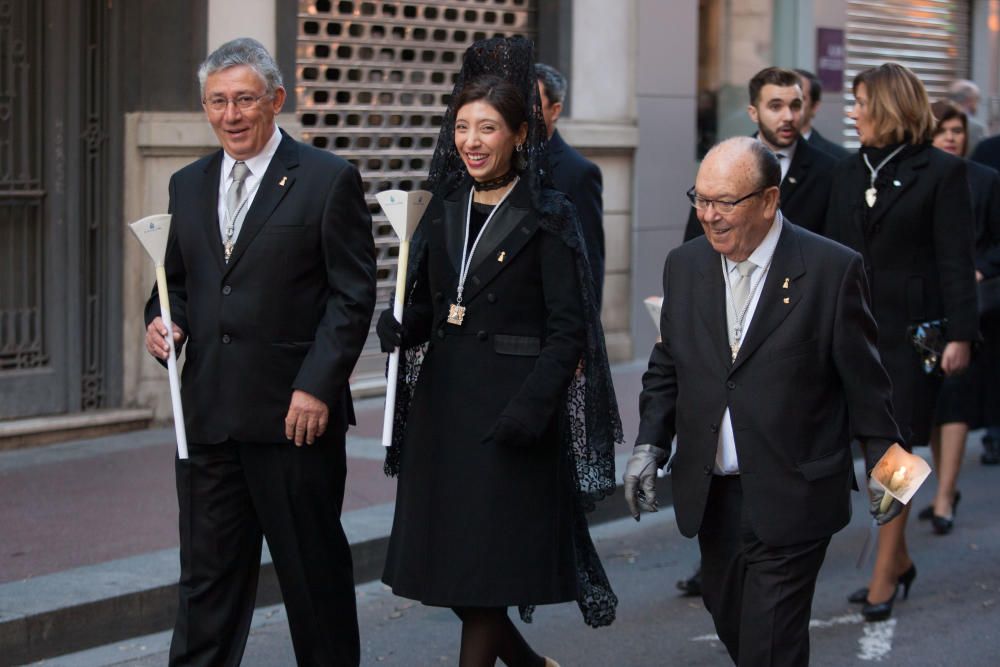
[454,100,526,182]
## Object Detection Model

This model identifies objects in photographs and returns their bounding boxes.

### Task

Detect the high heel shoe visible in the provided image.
[931,514,954,534]
[862,588,897,622]
[847,564,916,603]
[918,490,961,520]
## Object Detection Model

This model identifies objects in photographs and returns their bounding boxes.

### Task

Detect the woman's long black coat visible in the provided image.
[382,179,586,607]
[825,144,978,446]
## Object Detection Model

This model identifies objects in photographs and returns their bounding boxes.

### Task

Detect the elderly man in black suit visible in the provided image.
[536,63,606,306]
[795,68,850,160]
[625,137,902,666]
[685,67,838,241]
[144,38,376,667]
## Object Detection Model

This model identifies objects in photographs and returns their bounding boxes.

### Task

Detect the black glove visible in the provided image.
[483,415,536,448]
[376,308,404,353]
[869,477,905,525]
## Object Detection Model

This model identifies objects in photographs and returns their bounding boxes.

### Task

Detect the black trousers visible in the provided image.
[168,437,359,667]
[697,475,830,667]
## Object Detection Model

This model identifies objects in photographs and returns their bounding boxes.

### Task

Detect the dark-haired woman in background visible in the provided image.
[376,38,621,667]
[825,63,978,622]
[922,100,1000,534]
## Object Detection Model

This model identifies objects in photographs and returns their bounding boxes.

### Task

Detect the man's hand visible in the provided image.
[285,390,329,446]
[623,444,668,521]
[145,317,186,361]
[940,341,971,376]
[869,477,904,525]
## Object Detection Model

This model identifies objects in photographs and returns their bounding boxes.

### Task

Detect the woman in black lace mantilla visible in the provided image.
[375,37,622,666]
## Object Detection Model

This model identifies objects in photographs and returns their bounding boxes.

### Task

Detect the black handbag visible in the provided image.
[907,319,947,375]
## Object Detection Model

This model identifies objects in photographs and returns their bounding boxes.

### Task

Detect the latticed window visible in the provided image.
[296,0,537,388]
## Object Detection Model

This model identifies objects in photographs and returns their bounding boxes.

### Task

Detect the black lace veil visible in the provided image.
[387,36,623,628]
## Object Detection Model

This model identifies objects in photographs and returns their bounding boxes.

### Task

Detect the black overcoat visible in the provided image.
[382,178,586,607]
[825,143,978,446]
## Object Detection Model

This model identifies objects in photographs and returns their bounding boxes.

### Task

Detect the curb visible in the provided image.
[1,478,663,665]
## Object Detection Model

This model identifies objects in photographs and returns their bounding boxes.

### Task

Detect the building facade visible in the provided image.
[1,0,998,425]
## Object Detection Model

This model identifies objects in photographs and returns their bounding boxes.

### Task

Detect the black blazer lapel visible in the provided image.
[865,151,929,230]
[730,222,805,373]
[442,190,467,273]
[199,151,226,273]
[223,132,299,275]
[467,180,531,272]
[694,242,732,372]
[780,141,811,205]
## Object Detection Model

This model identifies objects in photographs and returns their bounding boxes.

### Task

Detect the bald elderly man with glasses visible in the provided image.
[625,137,902,666]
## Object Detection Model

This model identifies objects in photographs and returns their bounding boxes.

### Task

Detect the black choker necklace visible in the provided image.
[472,171,517,191]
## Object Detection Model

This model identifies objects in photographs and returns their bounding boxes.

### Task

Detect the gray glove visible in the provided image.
[868,477,904,525]
[623,444,668,521]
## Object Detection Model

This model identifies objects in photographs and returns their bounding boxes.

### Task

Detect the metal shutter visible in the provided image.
[296,0,537,395]
[842,0,971,146]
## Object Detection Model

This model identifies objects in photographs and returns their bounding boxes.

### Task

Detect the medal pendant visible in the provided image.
[224,241,233,263]
[730,343,739,361]
[447,303,466,326]
[865,187,877,208]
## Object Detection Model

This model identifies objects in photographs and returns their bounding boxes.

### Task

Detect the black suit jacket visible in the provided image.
[145,131,377,444]
[967,160,1000,277]
[548,129,605,305]
[638,222,901,547]
[970,134,1000,173]
[806,128,851,161]
[684,137,837,240]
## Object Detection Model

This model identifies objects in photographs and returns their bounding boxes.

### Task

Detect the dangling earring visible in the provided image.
[514,143,526,170]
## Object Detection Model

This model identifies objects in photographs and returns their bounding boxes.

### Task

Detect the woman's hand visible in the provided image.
[940,341,971,376]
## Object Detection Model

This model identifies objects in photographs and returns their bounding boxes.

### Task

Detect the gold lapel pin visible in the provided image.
[497,251,506,263]
[279,176,287,187]
[783,297,790,304]
[782,277,789,289]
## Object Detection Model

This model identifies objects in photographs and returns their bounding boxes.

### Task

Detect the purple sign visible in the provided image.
[816,28,845,95]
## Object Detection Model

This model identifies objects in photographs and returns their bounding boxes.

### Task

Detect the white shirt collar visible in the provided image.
[801,127,813,141]
[725,211,783,273]
[221,123,282,181]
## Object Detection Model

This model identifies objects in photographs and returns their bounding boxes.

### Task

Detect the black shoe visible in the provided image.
[862,588,898,622]
[983,435,1000,465]
[848,564,916,604]
[676,568,702,597]
[932,514,954,534]
[918,490,960,521]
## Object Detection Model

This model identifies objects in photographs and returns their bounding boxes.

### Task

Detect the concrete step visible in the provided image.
[0,409,154,451]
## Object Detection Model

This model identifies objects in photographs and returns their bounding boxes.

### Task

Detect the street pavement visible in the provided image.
[41,442,1000,666]
[5,359,1000,665]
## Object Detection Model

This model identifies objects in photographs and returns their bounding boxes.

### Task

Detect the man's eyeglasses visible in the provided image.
[686,187,764,214]
[203,94,269,113]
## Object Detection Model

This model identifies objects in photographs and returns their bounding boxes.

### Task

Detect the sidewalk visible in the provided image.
[0,361,648,665]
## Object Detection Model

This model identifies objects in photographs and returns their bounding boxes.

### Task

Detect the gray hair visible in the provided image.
[535,63,567,104]
[948,79,980,105]
[198,38,284,98]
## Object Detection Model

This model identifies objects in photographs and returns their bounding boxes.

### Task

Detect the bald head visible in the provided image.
[694,137,780,261]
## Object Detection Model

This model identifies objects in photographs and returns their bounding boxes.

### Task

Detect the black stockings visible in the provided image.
[452,607,545,667]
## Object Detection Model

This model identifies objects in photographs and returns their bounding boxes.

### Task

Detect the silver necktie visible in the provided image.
[727,260,758,359]
[224,161,251,262]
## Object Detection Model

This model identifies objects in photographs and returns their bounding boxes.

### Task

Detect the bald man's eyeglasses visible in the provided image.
[686,187,765,214]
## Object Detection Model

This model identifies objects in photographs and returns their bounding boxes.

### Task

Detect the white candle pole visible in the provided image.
[376,190,432,447]
[129,214,189,459]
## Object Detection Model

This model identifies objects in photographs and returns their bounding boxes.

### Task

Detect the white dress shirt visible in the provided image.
[216,124,283,244]
[714,212,784,474]
[775,140,797,184]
